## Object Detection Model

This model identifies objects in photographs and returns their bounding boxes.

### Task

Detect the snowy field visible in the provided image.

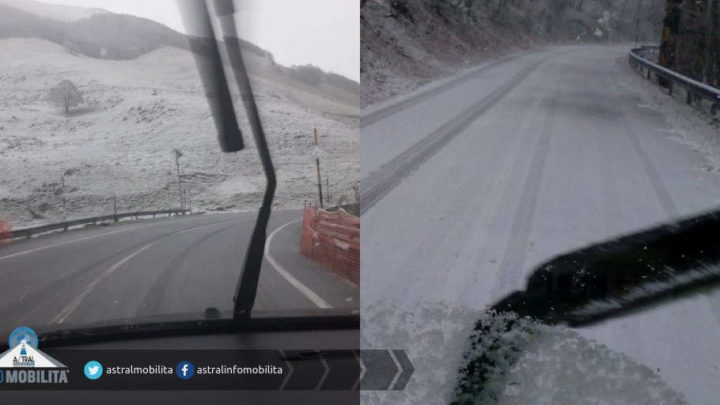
[361,45,720,404]
[0,38,359,228]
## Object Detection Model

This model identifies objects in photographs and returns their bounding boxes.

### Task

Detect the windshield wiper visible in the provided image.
[493,208,720,327]
[455,208,720,403]
[177,0,276,320]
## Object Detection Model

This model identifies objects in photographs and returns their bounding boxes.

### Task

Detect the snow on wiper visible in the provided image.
[454,208,720,402]
[567,262,720,325]
[493,208,720,326]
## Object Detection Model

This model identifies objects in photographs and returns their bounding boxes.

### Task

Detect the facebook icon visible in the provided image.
[176,361,195,380]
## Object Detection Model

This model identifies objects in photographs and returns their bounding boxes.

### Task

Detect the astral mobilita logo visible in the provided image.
[0,327,69,385]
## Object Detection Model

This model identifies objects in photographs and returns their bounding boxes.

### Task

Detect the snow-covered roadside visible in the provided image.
[614,54,720,172]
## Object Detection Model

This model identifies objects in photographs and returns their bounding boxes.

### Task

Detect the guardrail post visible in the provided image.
[646,69,651,80]
[686,91,693,105]
[712,103,718,116]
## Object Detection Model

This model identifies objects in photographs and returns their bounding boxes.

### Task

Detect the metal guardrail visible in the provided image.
[2,209,191,240]
[629,45,720,115]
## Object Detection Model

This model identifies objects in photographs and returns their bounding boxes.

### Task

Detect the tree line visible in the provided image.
[659,0,720,87]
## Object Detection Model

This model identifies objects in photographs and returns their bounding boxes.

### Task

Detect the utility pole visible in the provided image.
[173,149,184,210]
[313,128,324,209]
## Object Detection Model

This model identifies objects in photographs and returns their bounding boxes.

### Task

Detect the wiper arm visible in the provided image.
[210,0,277,319]
[177,0,276,320]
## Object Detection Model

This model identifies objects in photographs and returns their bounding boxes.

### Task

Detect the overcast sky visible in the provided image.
[39,0,359,81]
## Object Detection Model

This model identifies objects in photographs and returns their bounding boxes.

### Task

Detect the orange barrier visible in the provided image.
[300,207,359,285]
[0,218,12,244]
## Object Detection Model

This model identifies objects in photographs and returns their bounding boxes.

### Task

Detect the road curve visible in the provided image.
[361,45,720,403]
[0,209,358,339]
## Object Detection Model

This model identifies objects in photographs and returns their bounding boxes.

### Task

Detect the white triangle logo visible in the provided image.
[0,339,66,368]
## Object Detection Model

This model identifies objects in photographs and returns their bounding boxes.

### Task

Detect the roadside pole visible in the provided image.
[186,187,192,213]
[314,128,324,208]
[326,177,331,204]
[174,149,184,210]
[61,174,66,221]
[113,193,118,222]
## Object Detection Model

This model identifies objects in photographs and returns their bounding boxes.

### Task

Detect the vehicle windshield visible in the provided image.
[0,0,359,341]
[358,0,720,404]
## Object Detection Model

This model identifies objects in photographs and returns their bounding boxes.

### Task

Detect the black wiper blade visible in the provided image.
[177,0,276,320]
[177,0,243,152]
[496,209,720,327]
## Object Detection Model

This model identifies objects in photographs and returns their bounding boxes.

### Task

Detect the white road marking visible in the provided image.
[0,223,157,262]
[52,219,245,324]
[53,241,157,324]
[265,218,332,309]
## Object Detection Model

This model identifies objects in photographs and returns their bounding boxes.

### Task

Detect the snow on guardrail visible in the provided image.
[629,46,720,115]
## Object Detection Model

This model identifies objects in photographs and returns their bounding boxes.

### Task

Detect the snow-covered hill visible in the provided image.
[0,0,107,22]
[0,37,358,227]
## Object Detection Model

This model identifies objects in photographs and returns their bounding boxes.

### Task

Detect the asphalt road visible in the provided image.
[361,45,720,403]
[0,209,358,339]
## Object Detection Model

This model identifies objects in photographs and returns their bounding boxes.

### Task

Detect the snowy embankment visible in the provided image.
[360,0,663,108]
[0,38,359,228]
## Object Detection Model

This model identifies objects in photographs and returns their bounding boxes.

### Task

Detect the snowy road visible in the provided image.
[0,210,358,340]
[362,45,720,403]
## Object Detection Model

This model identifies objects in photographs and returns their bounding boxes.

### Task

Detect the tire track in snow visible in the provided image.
[361,52,529,128]
[496,92,560,292]
[360,57,550,215]
[619,115,680,218]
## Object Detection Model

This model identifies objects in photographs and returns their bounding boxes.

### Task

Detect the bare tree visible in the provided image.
[48,80,83,115]
[658,0,683,73]
[707,0,720,86]
[658,0,720,86]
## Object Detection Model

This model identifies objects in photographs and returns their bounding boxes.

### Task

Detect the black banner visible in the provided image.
[0,350,413,391]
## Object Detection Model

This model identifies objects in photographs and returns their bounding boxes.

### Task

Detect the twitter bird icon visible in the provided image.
[84,360,103,380]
